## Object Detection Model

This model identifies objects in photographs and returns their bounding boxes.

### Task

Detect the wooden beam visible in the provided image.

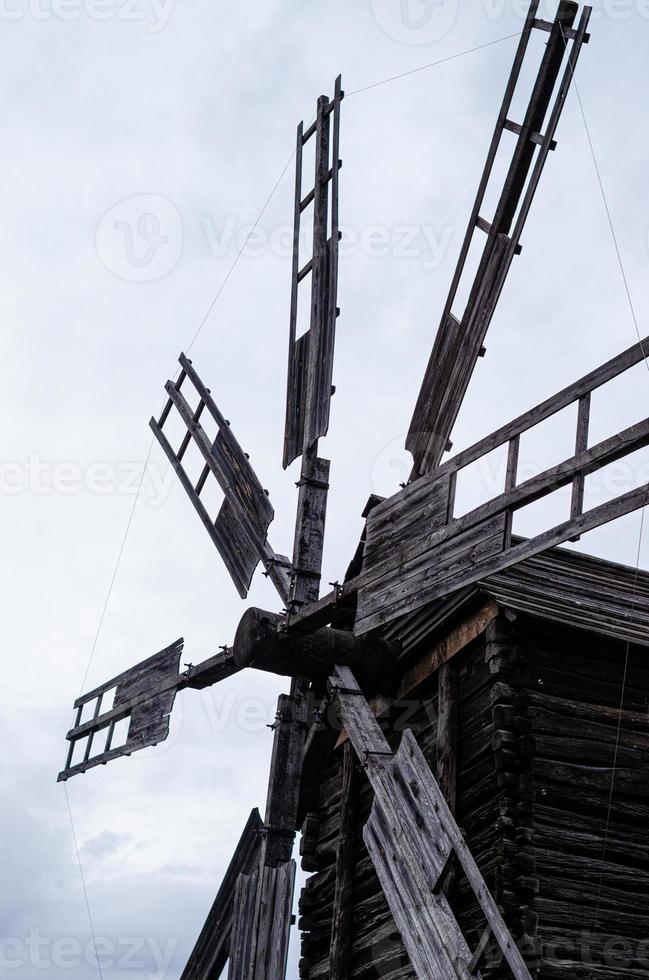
[297,697,341,826]
[407,2,590,476]
[233,607,398,693]
[290,452,330,611]
[355,416,649,633]
[400,599,498,686]
[59,645,241,781]
[229,861,296,980]
[180,809,262,980]
[437,662,458,815]
[329,665,533,980]
[329,741,358,980]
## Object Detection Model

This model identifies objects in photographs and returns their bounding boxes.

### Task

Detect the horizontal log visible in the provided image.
[233,607,398,694]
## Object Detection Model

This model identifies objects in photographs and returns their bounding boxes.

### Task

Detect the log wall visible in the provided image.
[298,609,649,979]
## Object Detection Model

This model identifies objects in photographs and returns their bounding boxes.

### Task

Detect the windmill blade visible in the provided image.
[150,353,292,603]
[283,76,344,612]
[285,334,649,637]
[180,808,263,980]
[58,643,240,781]
[328,666,533,980]
[228,860,296,980]
[407,1,592,476]
[284,74,343,469]
[356,334,649,632]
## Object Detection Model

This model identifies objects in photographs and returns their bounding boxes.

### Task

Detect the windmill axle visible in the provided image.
[233,606,398,694]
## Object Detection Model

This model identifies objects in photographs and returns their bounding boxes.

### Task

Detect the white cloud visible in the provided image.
[3,2,649,978]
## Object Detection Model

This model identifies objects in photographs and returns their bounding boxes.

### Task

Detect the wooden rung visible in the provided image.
[301,94,345,145]
[158,396,174,429]
[533,17,590,42]
[469,923,494,974]
[300,161,343,212]
[297,257,313,282]
[177,432,191,462]
[178,399,207,461]
[476,217,523,256]
[503,118,557,151]
[302,118,317,144]
[195,463,210,496]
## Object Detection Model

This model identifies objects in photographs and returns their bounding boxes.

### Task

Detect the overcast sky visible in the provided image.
[2,1,649,978]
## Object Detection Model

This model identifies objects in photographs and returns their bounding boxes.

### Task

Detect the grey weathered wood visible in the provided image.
[58,644,240,781]
[229,861,296,980]
[570,391,591,539]
[503,434,520,548]
[329,741,358,980]
[290,452,330,610]
[284,76,343,469]
[407,1,589,476]
[356,480,649,634]
[180,809,262,980]
[297,697,341,825]
[58,639,184,781]
[437,661,458,815]
[329,665,533,980]
[283,117,306,469]
[233,606,397,692]
[262,693,309,868]
[355,413,649,632]
[150,355,291,603]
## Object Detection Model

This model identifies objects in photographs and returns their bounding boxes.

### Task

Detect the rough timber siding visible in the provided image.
[299,610,649,980]
[519,618,649,979]
[299,630,506,979]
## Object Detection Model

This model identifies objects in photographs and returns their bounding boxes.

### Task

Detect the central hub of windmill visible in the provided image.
[232,607,398,695]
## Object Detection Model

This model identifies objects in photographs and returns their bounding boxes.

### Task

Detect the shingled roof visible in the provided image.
[387,541,649,659]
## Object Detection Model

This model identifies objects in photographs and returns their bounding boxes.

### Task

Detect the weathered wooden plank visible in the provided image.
[437,661,458,815]
[58,640,184,781]
[151,355,291,603]
[297,698,341,826]
[180,809,262,980]
[176,356,274,531]
[263,693,309,868]
[330,666,533,979]
[356,417,649,632]
[357,481,649,633]
[59,644,241,781]
[284,76,343,468]
[233,606,397,692]
[570,392,590,539]
[229,861,296,980]
[290,453,330,610]
[284,117,306,468]
[407,1,585,476]
[329,741,358,980]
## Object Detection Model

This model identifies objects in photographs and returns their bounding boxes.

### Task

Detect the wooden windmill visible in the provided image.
[59,3,649,977]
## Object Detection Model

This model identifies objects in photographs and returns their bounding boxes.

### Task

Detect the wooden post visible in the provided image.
[437,661,458,814]
[233,606,399,694]
[437,660,458,902]
[329,741,359,979]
